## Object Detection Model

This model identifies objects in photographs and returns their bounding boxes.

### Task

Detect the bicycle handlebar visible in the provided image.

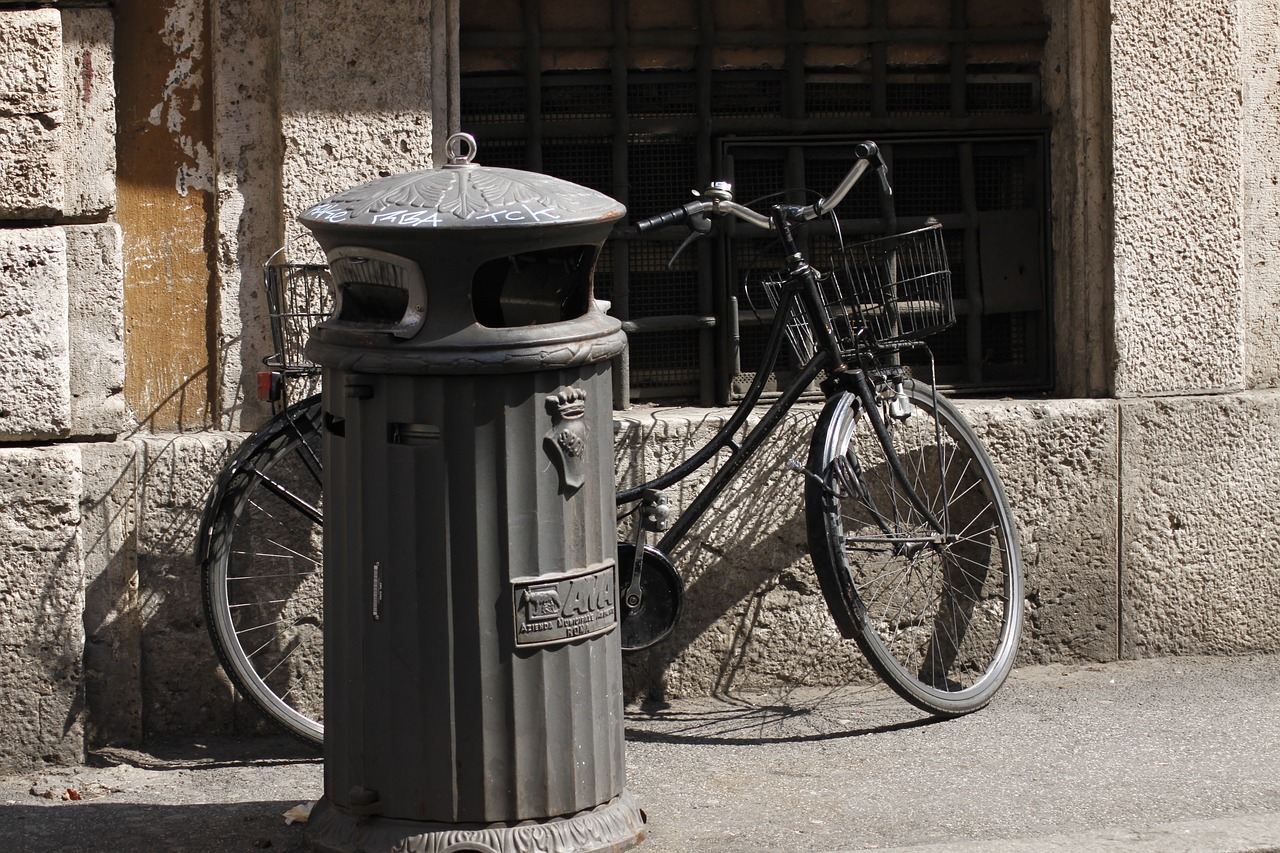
[634,140,886,233]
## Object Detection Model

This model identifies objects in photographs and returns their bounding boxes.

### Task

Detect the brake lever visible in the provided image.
[666,206,714,267]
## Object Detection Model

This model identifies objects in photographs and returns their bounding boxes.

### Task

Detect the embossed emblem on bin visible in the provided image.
[513,560,617,648]
[544,387,589,493]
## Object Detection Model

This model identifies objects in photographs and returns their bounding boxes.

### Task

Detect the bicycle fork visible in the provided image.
[797,369,953,550]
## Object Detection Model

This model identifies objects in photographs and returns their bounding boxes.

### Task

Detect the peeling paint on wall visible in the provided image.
[116,0,215,431]
[142,0,214,196]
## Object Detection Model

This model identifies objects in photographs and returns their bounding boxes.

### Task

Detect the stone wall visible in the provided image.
[0,5,125,770]
[213,0,450,432]
[0,8,122,441]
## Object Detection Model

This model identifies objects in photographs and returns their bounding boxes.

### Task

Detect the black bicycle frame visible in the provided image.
[616,205,946,564]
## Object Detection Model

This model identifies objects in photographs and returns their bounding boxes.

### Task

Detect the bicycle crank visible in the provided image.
[617,542,684,652]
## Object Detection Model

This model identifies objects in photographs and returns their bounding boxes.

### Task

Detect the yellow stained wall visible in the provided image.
[116,0,215,431]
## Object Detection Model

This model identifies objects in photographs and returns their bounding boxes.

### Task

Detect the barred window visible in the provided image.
[461,0,1051,403]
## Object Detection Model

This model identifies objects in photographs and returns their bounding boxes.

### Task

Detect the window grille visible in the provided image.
[461,0,1051,403]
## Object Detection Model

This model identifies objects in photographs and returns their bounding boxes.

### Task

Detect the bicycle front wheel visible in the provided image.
[200,395,324,745]
[806,380,1022,715]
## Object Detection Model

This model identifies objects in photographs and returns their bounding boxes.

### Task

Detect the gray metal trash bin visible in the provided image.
[298,133,645,853]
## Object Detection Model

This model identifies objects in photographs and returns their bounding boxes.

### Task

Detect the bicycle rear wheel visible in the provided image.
[806,379,1022,715]
[200,395,324,745]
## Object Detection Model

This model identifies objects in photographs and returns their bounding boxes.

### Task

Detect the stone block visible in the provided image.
[0,445,85,769]
[66,224,129,437]
[962,398,1120,663]
[1110,0,1243,394]
[135,433,239,736]
[209,0,284,430]
[0,228,72,441]
[0,8,60,115]
[615,397,1121,700]
[616,405,859,699]
[1120,392,1280,656]
[0,8,65,219]
[60,7,116,218]
[1242,0,1280,389]
[80,441,143,748]
[279,0,436,254]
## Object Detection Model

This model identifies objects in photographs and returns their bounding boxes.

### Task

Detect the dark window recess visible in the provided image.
[461,0,1052,403]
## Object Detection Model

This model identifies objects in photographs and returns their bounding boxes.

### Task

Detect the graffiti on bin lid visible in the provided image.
[300,135,625,231]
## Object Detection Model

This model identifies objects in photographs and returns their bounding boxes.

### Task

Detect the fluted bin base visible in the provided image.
[307,789,647,853]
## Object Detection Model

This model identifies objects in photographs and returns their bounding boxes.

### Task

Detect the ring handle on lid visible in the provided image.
[445,132,478,166]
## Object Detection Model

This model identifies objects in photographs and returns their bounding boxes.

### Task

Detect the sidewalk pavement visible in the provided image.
[2,654,1279,852]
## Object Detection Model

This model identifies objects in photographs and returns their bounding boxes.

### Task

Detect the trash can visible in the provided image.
[298,133,645,853]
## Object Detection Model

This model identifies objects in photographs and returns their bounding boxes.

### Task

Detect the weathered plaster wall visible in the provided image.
[277,1,438,257]
[209,0,283,431]
[1109,0,1244,395]
[211,0,444,431]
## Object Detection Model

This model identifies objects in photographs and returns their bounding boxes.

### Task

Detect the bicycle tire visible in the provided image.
[806,379,1022,715]
[200,394,325,745]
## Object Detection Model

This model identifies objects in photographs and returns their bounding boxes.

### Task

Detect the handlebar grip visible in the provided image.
[635,206,688,232]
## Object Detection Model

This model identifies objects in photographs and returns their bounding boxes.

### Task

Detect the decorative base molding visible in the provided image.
[307,789,647,853]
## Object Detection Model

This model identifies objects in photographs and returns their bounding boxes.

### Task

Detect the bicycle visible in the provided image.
[198,139,1023,745]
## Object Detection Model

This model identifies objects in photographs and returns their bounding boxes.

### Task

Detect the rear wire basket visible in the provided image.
[762,223,954,362]
[263,250,334,376]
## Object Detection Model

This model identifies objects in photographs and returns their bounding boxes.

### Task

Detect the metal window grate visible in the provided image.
[886,81,951,114]
[805,79,874,117]
[543,80,613,118]
[626,137,697,221]
[710,76,784,117]
[627,77,699,117]
[460,0,1052,403]
[627,241,700,316]
[542,138,612,194]
[721,135,1047,392]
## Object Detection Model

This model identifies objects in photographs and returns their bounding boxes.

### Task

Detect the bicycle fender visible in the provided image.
[804,391,863,639]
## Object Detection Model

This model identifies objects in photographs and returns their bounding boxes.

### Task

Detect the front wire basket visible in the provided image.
[762,223,954,362]
[828,223,955,352]
[263,250,334,376]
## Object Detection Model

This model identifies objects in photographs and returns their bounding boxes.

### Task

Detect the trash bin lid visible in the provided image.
[299,133,626,234]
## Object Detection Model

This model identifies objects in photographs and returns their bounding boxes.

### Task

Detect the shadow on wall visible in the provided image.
[126,366,211,437]
[80,401,873,747]
[0,443,91,768]
[615,406,881,704]
[80,430,278,751]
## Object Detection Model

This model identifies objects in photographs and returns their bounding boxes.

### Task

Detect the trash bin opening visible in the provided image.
[338,281,408,324]
[327,249,427,339]
[472,245,595,328]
